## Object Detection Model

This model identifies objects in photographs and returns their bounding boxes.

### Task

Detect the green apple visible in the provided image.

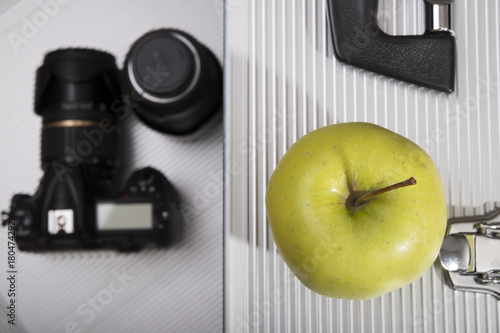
[265,122,447,300]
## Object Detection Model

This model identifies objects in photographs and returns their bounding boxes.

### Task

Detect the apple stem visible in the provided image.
[353,177,417,207]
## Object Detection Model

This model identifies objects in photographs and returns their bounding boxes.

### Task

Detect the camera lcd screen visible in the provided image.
[97,202,153,230]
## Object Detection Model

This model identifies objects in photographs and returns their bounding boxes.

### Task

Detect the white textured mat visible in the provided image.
[0,1,223,332]
[225,0,500,332]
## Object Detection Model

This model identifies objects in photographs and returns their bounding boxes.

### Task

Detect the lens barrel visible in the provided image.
[35,49,122,168]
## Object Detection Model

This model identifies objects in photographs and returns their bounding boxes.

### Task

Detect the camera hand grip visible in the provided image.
[327,0,455,93]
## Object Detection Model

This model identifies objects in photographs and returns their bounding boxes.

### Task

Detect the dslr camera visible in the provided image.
[2,49,185,251]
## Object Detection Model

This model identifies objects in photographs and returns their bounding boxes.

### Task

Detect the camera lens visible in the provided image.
[34,49,122,168]
[122,29,223,136]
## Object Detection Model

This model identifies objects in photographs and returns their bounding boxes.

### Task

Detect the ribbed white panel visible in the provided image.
[0,1,223,332]
[225,0,500,332]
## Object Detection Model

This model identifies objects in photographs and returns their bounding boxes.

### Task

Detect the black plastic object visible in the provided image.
[327,0,456,93]
[122,29,223,135]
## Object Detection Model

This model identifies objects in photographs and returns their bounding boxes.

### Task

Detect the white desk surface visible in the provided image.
[0,1,224,332]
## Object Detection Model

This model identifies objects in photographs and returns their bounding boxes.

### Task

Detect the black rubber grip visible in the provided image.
[327,0,455,93]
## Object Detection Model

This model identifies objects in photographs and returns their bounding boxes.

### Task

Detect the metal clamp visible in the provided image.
[440,206,500,299]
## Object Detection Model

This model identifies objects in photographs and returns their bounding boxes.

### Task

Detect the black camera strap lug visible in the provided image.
[1,211,10,226]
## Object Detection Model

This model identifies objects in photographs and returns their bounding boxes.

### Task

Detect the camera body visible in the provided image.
[3,48,184,251]
[9,167,183,251]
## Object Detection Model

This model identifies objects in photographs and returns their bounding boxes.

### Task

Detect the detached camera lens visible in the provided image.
[35,49,122,169]
[123,29,223,136]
